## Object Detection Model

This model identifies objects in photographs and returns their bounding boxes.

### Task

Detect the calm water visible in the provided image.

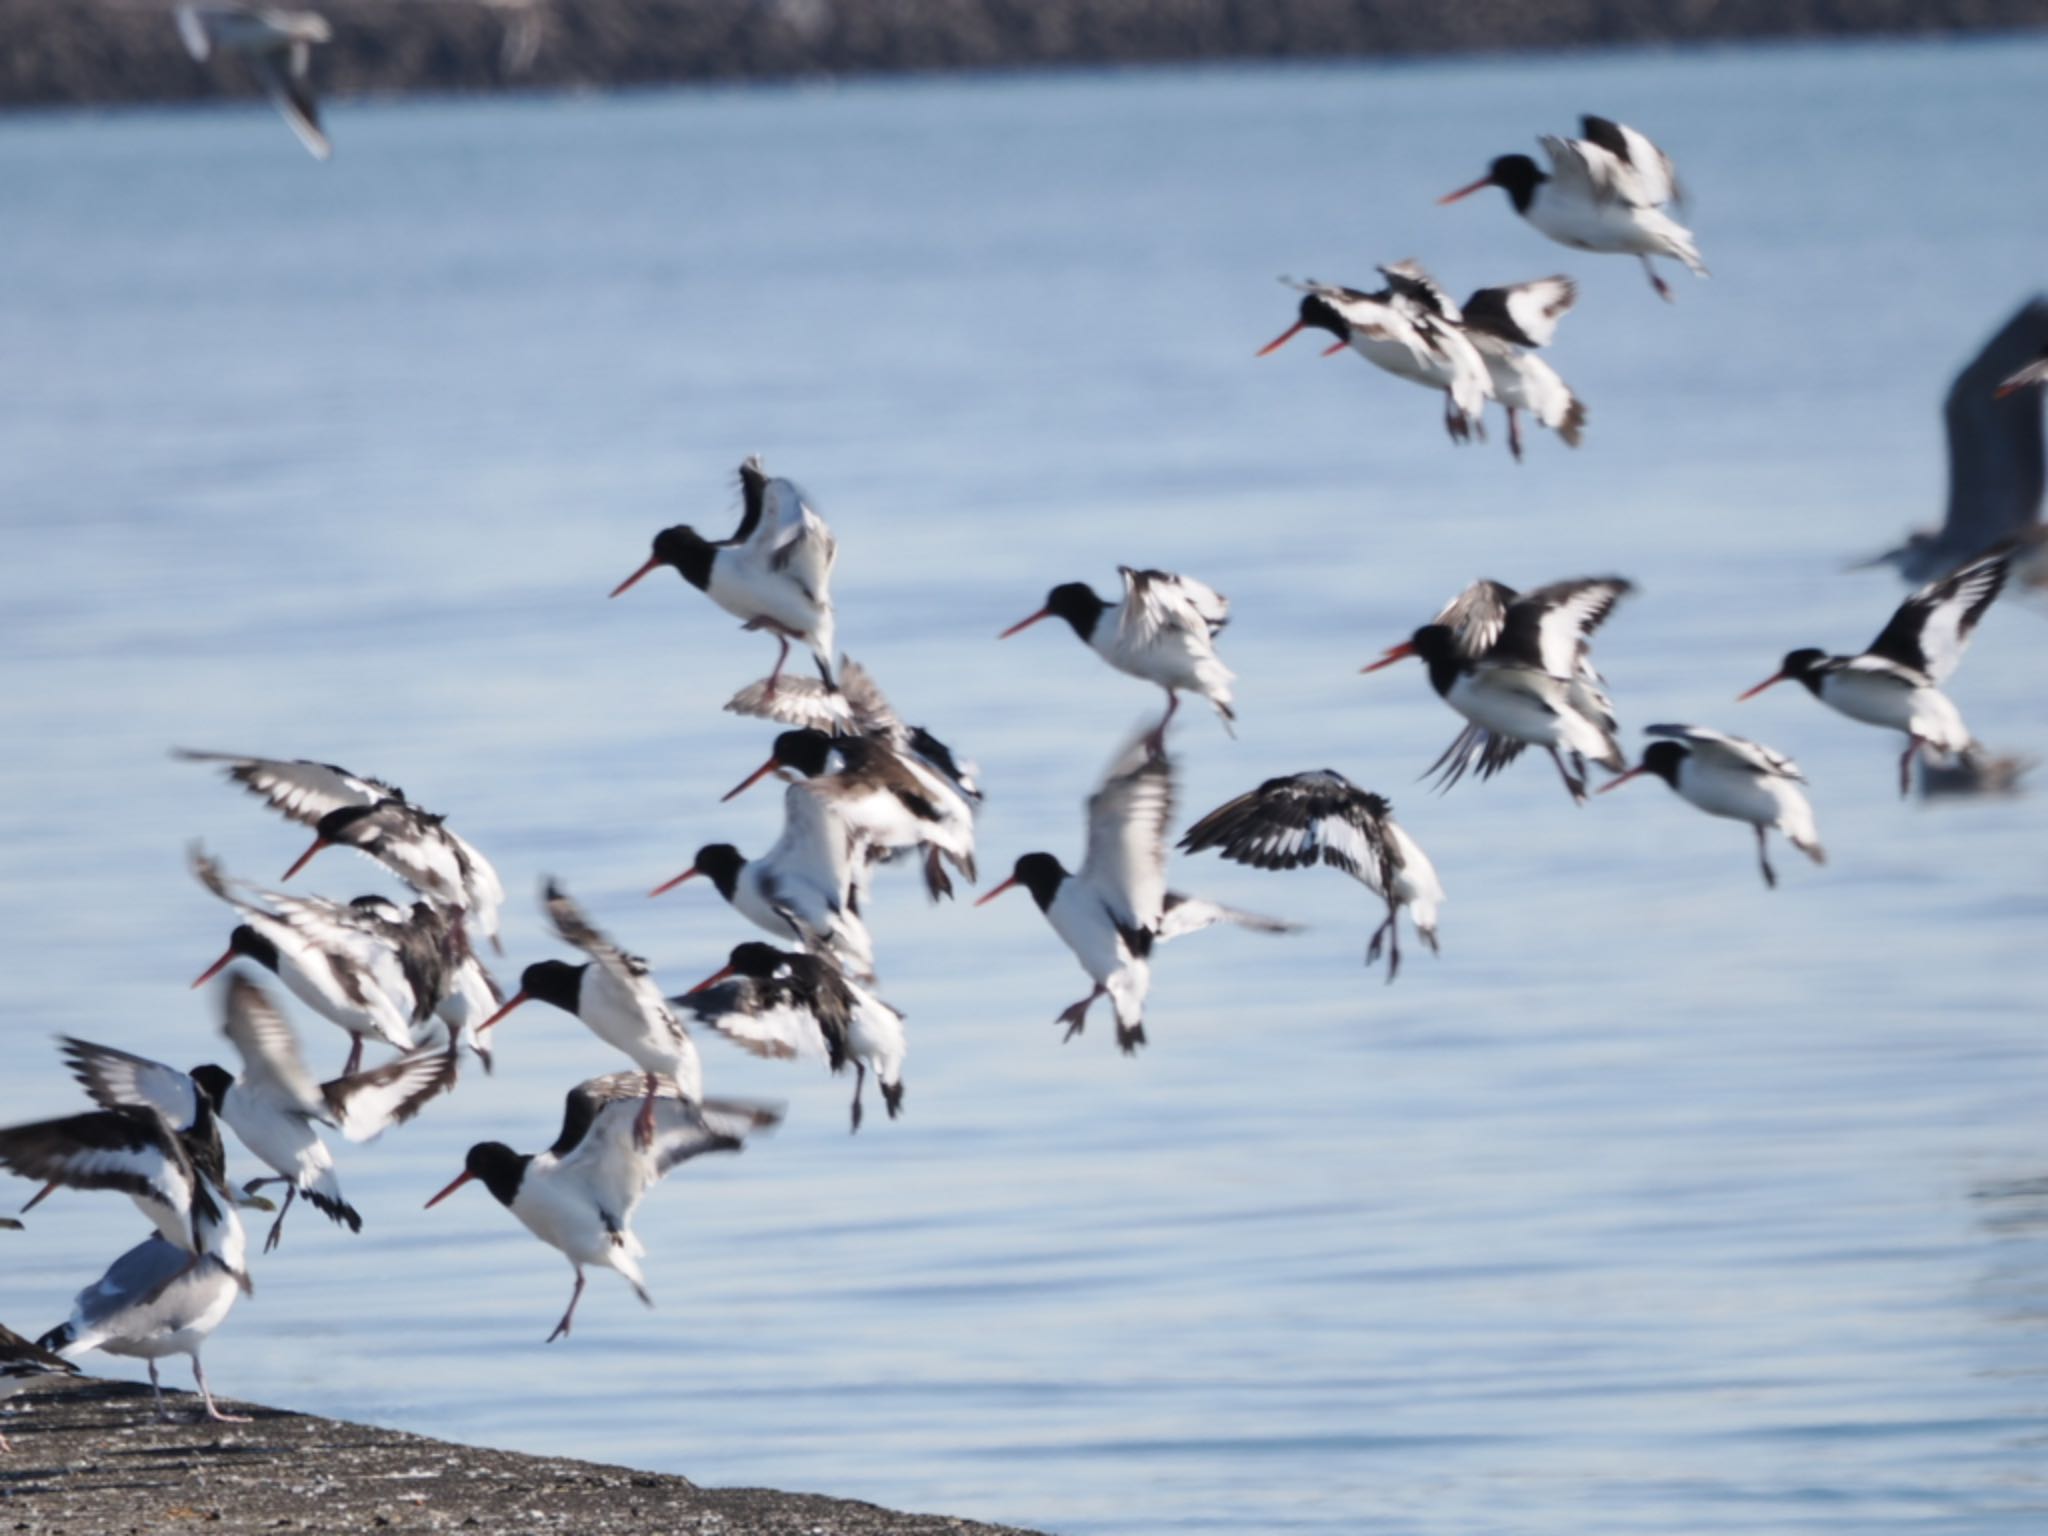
[3,35,2047,1535]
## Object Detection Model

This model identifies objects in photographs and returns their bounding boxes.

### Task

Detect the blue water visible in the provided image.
[3,33,2047,1535]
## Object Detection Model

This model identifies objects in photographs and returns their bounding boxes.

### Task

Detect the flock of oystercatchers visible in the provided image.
[3,92,2045,1446]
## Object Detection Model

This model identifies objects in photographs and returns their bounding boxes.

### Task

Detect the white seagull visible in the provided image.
[999,566,1235,754]
[681,941,907,1132]
[176,6,334,161]
[1440,115,1706,301]
[975,739,1298,1054]
[1739,548,2010,795]
[1179,771,1444,982]
[424,1073,780,1342]
[610,455,838,694]
[1601,725,1825,887]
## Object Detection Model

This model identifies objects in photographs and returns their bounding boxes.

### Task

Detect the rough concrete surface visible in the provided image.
[0,1378,1050,1536]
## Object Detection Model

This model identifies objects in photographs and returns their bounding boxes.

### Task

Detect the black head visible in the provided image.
[1486,154,1545,210]
[227,924,280,972]
[1007,851,1069,911]
[1297,292,1350,341]
[726,940,800,978]
[691,843,746,899]
[1042,582,1107,640]
[188,1063,235,1111]
[462,1141,530,1206]
[515,959,587,1015]
[313,803,382,845]
[771,729,838,777]
[1404,624,1466,696]
[1636,740,1687,787]
[1779,648,1828,681]
[649,525,716,591]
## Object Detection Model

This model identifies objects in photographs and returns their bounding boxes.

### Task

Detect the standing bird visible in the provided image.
[610,455,838,695]
[683,942,907,1132]
[36,1232,247,1424]
[998,567,1235,755]
[1,1324,79,1450]
[1739,549,2010,796]
[975,740,1297,1054]
[1458,276,1587,461]
[1439,116,1706,301]
[1179,771,1444,981]
[175,6,333,161]
[1600,725,1825,888]
[424,1073,780,1342]
[479,882,701,1146]
[1863,299,2047,584]
[177,750,505,952]
[1259,266,1493,441]
[1363,577,1634,802]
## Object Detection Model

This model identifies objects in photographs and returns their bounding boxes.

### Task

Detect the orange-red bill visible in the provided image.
[476,993,528,1034]
[1256,323,1304,358]
[1596,767,1649,795]
[191,950,237,989]
[648,867,700,898]
[21,1180,62,1213]
[1319,340,1348,357]
[974,875,1020,908]
[686,964,735,996]
[609,556,662,599]
[1360,641,1416,674]
[1437,176,1491,205]
[1736,673,1787,701]
[281,836,330,882]
[424,1170,475,1208]
[996,609,1051,639]
[720,759,782,803]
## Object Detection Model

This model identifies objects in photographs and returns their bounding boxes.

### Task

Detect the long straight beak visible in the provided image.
[997,609,1051,639]
[424,1169,475,1208]
[1360,641,1416,674]
[721,759,781,802]
[1256,322,1304,358]
[649,867,701,898]
[686,963,735,996]
[1596,766,1649,794]
[1437,175,1491,205]
[20,1180,62,1214]
[281,836,330,881]
[1319,340,1349,357]
[191,949,236,988]
[477,992,528,1033]
[974,875,1020,908]
[610,556,663,598]
[1736,673,1787,701]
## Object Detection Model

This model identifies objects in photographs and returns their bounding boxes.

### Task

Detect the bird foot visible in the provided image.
[1056,1000,1091,1041]
[1115,1023,1147,1055]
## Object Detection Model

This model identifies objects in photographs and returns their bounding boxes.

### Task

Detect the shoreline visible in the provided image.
[0,1376,1050,1536]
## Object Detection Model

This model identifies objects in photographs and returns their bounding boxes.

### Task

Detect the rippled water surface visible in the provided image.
[3,35,2046,1535]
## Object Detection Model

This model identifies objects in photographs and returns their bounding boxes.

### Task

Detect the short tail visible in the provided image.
[881,1079,905,1120]
[304,1185,364,1234]
[1115,1022,1147,1055]
[1556,395,1587,448]
[1794,837,1826,867]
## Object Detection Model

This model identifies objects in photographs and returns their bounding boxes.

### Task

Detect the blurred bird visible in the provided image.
[424,1073,780,1342]
[1,1324,79,1450]
[1601,725,1824,888]
[976,739,1298,1054]
[998,566,1235,754]
[176,6,333,161]
[1739,548,2010,795]
[682,941,907,1132]
[1179,771,1444,981]
[610,455,838,695]
[1440,116,1705,300]
[1458,276,1587,460]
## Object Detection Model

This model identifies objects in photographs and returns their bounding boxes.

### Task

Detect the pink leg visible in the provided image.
[1056,985,1105,1041]
[342,1036,363,1078]
[1643,257,1673,302]
[634,1073,658,1150]
[547,1269,587,1343]
[1899,737,1921,798]
[1146,692,1180,756]
[1549,748,1587,804]
[1507,407,1524,462]
[764,634,791,697]
[193,1356,250,1424]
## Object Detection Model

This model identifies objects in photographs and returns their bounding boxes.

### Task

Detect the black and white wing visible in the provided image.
[254,41,330,161]
[175,750,400,828]
[1078,739,1173,934]
[552,1074,775,1224]
[725,656,897,737]
[1377,260,1464,322]
[1433,579,1519,659]
[1178,771,1398,889]
[752,469,836,602]
[1460,277,1577,351]
[322,1048,459,1143]
[1540,134,1635,208]
[1155,892,1303,942]
[58,1037,204,1133]
[1864,548,2009,684]
[1495,577,1634,676]
[1116,567,1229,649]
[542,879,654,995]
[681,976,830,1062]
[1578,115,1683,207]
[0,1321,78,1379]
[1644,724,1804,782]
[0,1110,211,1252]
[220,974,330,1122]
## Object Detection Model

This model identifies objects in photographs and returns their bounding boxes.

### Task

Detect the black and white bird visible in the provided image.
[1600,725,1825,888]
[998,567,1236,754]
[1179,771,1444,981]
[722,730,977,902]
[1259,265,1494,442]
[975,739,1298,1054]
[610,455,838,694]
[1363,577,1634,802]
[681,941,907,1132]
[481,882,701,1146]
[1459,276,1587,461]
[1,1324,79,1450]
[175,6,333,161]
[1439,116,1706,301]
[1863,300,2046,584]
[1739,548,2010,796]
[424,1072,781,1342]
[37,1232,248,1424]
[177,750,506,951]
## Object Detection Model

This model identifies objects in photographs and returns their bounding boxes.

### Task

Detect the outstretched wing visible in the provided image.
[554,1074,773,1225]
[1540,134,1636,209]
[323,1048,459,1143]
[1460,278,1577,351]
[220,975,329,1122]
[1377,260,1463,323]
[542,878,654,992]
[254,44,330,161]
[1155,893,1303,943]
[1116,567,1228,650]
[1579,115,1683,207]
[59,1038,203,1133]
[1178,770,1396,891]
[1496,577,1633,676]
[681,977,833,1063]
[1078,738,1173,934]
[175,750,398,828]
[1864,548,2008,683]
[1644,724,1804,782]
